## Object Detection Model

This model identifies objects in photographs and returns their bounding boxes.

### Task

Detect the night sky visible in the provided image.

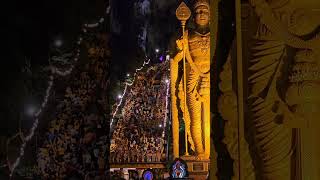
[4,0,105,67]
[2,0,107,136]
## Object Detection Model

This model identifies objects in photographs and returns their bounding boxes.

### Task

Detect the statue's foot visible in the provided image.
[196,153,206,160]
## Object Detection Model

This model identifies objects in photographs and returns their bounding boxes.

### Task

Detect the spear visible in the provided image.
[176,2,191,156]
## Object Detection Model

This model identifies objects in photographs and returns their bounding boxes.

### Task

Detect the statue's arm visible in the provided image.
[170,50,182,89]
[249,0,314,50]
[172,50,183,64]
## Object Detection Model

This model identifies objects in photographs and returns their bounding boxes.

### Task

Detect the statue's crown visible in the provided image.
[194,0,210,9]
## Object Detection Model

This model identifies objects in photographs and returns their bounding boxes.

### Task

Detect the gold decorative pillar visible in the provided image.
[209,0,218,178]
[235,0,245,179]
[203,97,210,159]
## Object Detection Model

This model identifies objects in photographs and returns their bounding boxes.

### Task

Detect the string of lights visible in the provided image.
[8,5,108,177]
[162,77,170,139]
[110,58,151,128]
[9,74,54,178]
[84,17,105,28]
[9,35,85,177]
[52,37,82,76]
[110,85,128,128]
[127,59,151,86]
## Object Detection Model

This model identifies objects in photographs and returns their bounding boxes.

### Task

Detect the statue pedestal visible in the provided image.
[181,156,210,180]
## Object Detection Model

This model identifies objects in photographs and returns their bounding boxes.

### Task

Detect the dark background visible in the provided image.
[2,0,107,136]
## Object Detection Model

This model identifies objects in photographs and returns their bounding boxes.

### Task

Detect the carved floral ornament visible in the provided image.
[176,2,191,23]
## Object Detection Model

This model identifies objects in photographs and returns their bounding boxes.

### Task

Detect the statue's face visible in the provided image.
[195,5,210,27]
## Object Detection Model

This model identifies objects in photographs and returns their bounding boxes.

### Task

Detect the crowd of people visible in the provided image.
[110,62,169,163]
[37,33,110,179]
[35,31,169,178]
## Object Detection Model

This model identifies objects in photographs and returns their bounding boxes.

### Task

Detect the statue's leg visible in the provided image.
[199,75,211,159]
[187,72,204,155]
[170,59,180,158]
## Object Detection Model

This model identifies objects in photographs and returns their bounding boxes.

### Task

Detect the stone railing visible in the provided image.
[110,152,166,164]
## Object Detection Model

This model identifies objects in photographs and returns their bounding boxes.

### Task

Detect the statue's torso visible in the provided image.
[188,31,210,73]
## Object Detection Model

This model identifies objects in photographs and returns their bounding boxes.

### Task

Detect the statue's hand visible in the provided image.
[176,38,189,52]
[176,31,189,52]
[176,39,183,51]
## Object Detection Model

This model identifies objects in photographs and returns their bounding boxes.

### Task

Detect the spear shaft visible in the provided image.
[176,2,191,156]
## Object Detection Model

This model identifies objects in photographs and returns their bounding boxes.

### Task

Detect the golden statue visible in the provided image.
[171,0,211,160]
[248,0,320,179]
[219,0,320,179]
[214,0,320,179]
